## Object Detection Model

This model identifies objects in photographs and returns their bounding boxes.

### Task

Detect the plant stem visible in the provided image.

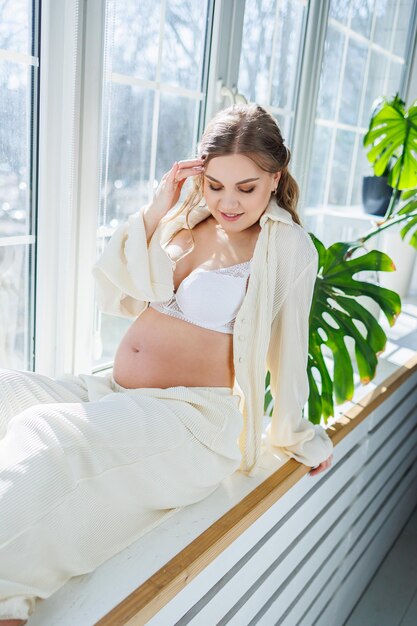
[384,187,402,220]
[358,209,417,245]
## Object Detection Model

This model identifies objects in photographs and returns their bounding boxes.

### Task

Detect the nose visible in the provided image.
[219,197,239,211]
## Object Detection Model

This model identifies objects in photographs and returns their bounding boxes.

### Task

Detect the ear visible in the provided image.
[271,171,282,192]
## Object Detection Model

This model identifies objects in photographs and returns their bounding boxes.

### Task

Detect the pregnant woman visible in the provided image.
[0,104,333,625]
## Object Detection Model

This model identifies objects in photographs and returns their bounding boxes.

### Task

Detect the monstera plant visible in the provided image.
[265,93,417,424]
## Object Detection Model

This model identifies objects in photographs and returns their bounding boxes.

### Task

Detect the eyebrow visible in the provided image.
[204,174,260,185]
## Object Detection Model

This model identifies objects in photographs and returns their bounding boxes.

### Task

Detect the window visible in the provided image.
[306,0,415,210]
[9,0,415,375]
[0,0,40,369]
[237,0,307,144]
[93,0,214,369]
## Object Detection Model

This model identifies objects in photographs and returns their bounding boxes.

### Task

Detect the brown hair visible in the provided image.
[162,103,301,252]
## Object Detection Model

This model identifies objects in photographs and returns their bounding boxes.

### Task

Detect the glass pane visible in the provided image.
[350,0,375,38]
[305,124,333,208]
[329,129,356,205]
[0,2,38,373]
[316,26,344,120]
[0,0,31,55]
[94,309,131,368]
[360,50,387,127]
[0,243,32,369]
[271,112,288,143]
[385,58,404,101]
[237,0,276,103]
[329,0,351,24]
[156,93,198,181]
[393,1,414,57]
[373,0,396,48]
[110,0,161,81]
[270,0,304,111]
[99,84,154,228]
[338,38,368,126]
[160,0,208,91]
[0,61,31,237]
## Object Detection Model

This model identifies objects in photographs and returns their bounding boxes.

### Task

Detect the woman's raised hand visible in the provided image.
[150,158,205,216]
[142,159,205,245]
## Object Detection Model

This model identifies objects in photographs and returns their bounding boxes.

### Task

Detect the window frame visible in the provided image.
[35,0,99,376]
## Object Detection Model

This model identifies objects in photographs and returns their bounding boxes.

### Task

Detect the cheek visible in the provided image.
[203,188,217,201]
[248,188,269,205]
[203,192,215,207]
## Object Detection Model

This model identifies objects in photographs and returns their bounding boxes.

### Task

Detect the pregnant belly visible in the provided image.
[112,305,235,389]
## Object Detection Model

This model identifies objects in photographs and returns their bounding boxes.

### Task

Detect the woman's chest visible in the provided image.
[165,217,259,292]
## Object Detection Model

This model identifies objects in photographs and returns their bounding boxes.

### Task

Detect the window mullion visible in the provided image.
[289,0,331,215]
[36,0,82,377]
[345,7,378,206]
[72,0,107,375]
[204,0,246,124]
[401,1,417,100]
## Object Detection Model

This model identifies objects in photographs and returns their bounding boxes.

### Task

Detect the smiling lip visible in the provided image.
[220,211,243,221]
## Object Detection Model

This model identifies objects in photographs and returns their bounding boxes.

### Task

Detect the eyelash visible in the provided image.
[208,184,255,194]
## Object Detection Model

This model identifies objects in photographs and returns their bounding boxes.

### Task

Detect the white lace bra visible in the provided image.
[149,259,252,334]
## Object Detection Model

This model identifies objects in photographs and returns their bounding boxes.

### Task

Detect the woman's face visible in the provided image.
[202,153,281,232]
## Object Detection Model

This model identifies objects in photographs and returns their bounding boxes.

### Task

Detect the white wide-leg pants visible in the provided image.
[0,368,243,621]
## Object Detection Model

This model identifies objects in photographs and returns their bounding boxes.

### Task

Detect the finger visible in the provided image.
[177,158,205,168]
[168,162,179,179]
[175,165,204,182]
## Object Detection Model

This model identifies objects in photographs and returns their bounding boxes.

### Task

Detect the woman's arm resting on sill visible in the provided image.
[265,256,334,475]
[309,454,334,476]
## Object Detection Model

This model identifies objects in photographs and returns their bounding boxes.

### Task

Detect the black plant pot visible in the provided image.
[362,175,393,217]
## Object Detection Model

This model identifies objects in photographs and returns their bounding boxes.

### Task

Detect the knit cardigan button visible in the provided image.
[238,356,244,363]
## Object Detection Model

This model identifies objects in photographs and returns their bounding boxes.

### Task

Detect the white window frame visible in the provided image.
[36,0,105,377]
[36,0,82,376]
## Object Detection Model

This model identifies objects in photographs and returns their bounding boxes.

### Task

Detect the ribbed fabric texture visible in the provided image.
[92,198,334,476]
[0,368,242,620]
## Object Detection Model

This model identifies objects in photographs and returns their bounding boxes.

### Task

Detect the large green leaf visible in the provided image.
[264,232,402,427]
[363,95,417,190]
[395,188,417,249]
[306,232,401,424]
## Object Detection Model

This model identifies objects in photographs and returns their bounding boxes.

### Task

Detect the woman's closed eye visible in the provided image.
[208,184,255,194]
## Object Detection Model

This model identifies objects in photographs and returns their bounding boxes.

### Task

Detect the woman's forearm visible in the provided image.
[141,204,165,246]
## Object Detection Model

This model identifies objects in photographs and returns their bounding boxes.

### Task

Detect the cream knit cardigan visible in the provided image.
[92,198,334,477]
